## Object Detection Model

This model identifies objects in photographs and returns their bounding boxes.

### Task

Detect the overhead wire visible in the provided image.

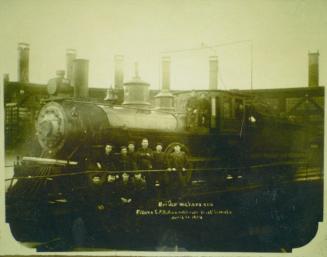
[160,39,253,90]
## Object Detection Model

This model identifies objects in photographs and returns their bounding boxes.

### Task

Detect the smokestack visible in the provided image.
[308,51,319,87]
[162,56,170,91]
[114,55,124,90]
[154,56,174,111]
[72,59,89,98]
[18,43,30,83]
[209,56,218,90]
[66,49,77,84]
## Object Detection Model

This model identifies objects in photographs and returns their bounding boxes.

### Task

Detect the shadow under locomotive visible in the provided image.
[5,90,324,252]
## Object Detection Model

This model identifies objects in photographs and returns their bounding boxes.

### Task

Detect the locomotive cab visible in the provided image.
[182,91,247,135]
[210,92,246,134]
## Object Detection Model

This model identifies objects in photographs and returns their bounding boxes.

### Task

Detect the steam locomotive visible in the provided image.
[5,59,322,251]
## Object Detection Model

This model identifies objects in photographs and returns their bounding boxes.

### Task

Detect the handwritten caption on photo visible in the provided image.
[136,200,232,220]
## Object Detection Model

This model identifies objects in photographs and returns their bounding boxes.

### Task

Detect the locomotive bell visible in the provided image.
[123,63,150,107]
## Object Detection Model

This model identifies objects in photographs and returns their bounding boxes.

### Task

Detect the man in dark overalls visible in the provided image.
[97,144,117,171]
[136,138,154,195]
[115,146,134,232]
[127,141,138,173]
[153,143,168,197]
[168,144,190,197]
[117,145,133,173]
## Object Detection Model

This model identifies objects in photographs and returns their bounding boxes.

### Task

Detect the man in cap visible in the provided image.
[168,144,190,196]
[128,141,146,197]
[153,142,168,196]
[136,138,153,169]
[127,141,138,170]
[117,146,133,172]
[116,146,133,204]
[97,144,117,171]
[114,147,134,232]
[137,138,154,193]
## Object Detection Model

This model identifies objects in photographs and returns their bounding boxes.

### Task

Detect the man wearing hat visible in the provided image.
[136,138,154,194]
[97,144,117,171]
[114,146,134,231]
[117,146,133,172]
[153,142,168,196]
[127,141,138,170]
[168,144,190,196]
[128,140,146,193]
[116,146,134,203]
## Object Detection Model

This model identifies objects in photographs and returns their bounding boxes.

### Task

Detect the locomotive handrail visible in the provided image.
[5,168,225,181]
[22,156,78,166]
[5,160,309,181]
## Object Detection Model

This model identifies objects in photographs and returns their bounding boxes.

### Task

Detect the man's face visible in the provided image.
[174,145,181,153]
[128,144,135,152]
[141,139,148,149]
[121,148,128,156]
[105,145,112,154]
[156,145,162,152]
[122,173,129,182]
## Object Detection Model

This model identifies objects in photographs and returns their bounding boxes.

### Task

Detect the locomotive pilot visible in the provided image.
[167,144,190,195]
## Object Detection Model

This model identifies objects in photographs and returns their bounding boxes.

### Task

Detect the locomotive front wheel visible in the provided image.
[164,142,193,186]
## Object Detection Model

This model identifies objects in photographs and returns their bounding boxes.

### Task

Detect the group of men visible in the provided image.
[186,91,211,128]
[95,138,190,197]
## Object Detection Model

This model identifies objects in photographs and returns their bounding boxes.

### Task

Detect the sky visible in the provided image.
[0,0,326,91]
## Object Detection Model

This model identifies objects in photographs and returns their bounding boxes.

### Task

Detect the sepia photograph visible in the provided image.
[0,0,326,254]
